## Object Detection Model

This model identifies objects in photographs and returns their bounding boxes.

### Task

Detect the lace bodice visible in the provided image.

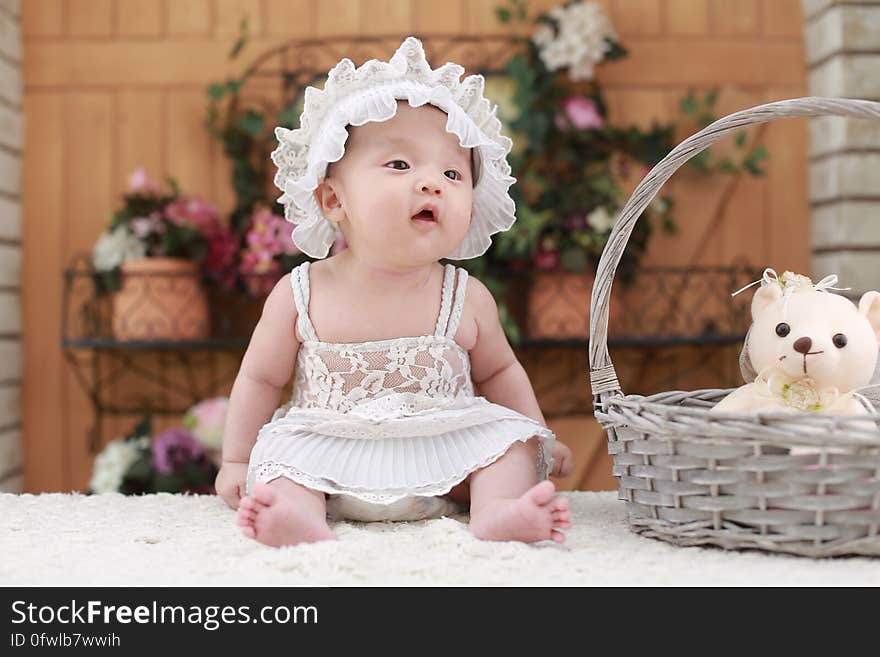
[288,262,474,413]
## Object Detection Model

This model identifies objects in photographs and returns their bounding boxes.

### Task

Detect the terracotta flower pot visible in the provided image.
[111,257,210,341]
[527,271,622,339]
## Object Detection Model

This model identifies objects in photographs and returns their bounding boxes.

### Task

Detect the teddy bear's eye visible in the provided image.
[833,333,847,348]
[775,323,791,338]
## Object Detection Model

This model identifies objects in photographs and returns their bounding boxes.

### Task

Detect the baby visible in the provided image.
[215,37,573,547]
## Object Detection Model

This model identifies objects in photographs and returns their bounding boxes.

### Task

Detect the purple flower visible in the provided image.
[152,427,205,474]
[565,213,587,231]
[555,96,604,131]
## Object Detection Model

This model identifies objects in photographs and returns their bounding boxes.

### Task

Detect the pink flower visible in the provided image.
[183,397,228,451]
[152,428,206,474]
[555,96,604,131]
[127,166,160,194]
[277,220,300,256]
[534,241,560,270]
[165,197,223,239]
[204,227,239,291]
[129,215,165,239]
[244,208,299,256]
[239,248,281,296]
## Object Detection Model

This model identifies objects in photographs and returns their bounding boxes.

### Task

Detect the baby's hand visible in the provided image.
[550,441,574,479]
[215,460,249,510]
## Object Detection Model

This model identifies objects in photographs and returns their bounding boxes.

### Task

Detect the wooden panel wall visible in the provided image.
[21,0,808,493]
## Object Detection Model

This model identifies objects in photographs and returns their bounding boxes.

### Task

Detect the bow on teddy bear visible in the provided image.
[712,269,880,416]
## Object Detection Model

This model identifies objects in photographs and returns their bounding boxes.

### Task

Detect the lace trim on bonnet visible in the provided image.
[270,36,516,260]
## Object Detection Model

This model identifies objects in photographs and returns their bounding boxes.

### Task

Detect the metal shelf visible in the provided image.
[62,254,758,451]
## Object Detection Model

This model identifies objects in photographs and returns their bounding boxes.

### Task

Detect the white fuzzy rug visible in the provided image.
[1,491,876,586]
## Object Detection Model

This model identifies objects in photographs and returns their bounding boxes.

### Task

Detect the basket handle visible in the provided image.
[588,96,880,404]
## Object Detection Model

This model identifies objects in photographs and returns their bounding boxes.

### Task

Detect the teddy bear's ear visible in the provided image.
[751,283,783,320]
[858,291,880,342]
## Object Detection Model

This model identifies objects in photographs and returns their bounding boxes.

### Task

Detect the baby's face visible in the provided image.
[318,103,474,266]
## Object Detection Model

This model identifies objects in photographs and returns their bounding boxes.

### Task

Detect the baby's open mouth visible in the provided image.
[412,209,437,222]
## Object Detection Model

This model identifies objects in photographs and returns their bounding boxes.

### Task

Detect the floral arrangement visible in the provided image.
[200,5,767,340]
[237,204,303,295]
[481,0,678,283]
[91,167,235,293]
[89,397,230,495]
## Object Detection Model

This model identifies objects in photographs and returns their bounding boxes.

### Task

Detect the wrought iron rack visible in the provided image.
[62,253,758,453]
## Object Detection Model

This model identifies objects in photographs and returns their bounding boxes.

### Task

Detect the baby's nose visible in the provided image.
[419,180,442,196]
[793,336,812,354]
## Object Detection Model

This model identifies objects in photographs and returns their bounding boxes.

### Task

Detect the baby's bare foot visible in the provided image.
[237,482,336,547]
[469,480,571,544]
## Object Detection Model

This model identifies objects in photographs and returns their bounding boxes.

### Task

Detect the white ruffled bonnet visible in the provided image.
[270,36,517,260]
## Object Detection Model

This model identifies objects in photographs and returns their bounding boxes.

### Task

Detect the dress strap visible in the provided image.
[290,262,319,342]
[438,266,468,339]
[433,264,457,337]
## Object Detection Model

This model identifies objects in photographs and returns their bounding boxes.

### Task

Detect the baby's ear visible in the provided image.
[313,178,344,223]
[858,291,880,342]
[751,283,783,320]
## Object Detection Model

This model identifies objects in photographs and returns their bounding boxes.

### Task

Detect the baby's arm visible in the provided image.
[215,274,300,509]
[467,278,572,477]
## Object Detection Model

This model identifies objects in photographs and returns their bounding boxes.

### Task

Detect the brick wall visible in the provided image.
[20,0,808,492]
[0,0,21,493]
[805,0,880,295]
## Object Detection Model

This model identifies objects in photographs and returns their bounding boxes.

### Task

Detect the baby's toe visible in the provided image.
[252,482,277,506]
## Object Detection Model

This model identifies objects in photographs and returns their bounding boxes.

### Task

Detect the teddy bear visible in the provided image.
[712,270,880,418]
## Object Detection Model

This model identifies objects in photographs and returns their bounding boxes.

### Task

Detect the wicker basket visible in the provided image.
[589,97,880,558]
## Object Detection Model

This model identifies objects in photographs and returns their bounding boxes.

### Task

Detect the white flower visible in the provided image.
[91,225,146,272]
[531,24,555,48]
[534,1,617,81]
[587,206,615,233]
[89,436,149,493]
[650,197,670,214]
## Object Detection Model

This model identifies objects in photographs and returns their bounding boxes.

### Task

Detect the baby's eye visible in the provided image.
[385,160,409,170]
[775,322,791,337]
[444,169,462,181]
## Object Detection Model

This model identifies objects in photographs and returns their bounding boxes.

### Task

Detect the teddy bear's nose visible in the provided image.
[793,337,813,354]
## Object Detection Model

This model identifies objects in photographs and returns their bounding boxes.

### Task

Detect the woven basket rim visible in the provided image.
[600,390,880,448]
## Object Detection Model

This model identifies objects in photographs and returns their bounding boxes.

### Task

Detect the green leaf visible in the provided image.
[277,107,299,127]
[704,89,718,107]
[124,458,153,484]
[237,109,264,137]
[750,145,769,161]
[734,132,747,148]
[689,149,711,171]
[226,79,242,94]
[229,17,250,59]
[496,7,512,22]
[680,91,699,116]
[560,247,589,273]
[126,415,152,441]
[719,158,737,173]
[206,83,226,101]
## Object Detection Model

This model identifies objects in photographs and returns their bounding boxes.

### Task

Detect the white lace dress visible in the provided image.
[247,261,556,521]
